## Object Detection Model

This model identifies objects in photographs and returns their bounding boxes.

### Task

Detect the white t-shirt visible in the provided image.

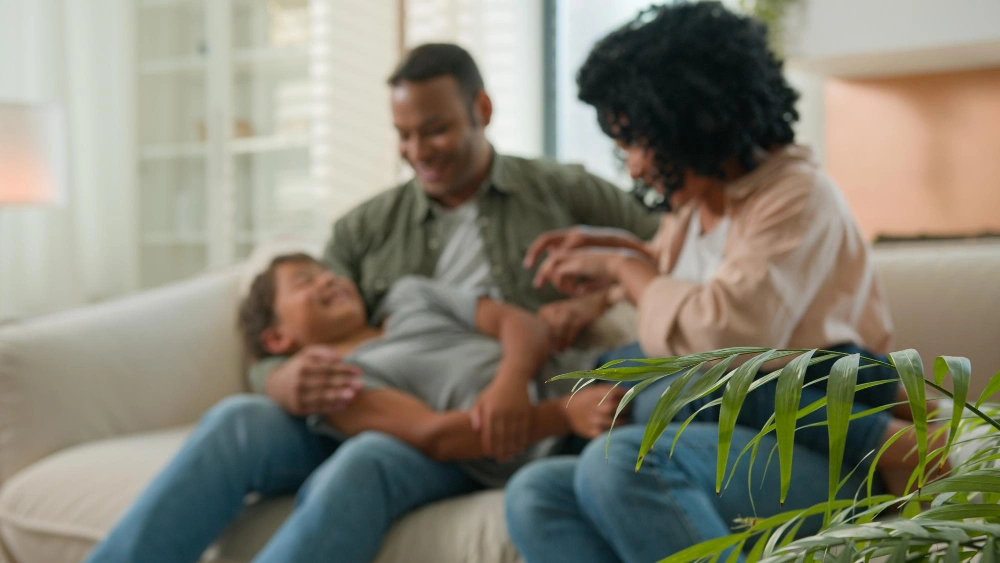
[669,208,730,284]
[430,196,500,298]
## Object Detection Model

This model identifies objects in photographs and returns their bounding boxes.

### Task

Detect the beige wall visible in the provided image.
[825,67,1000,240]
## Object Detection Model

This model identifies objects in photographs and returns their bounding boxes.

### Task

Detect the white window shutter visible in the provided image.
[404,0,543,158]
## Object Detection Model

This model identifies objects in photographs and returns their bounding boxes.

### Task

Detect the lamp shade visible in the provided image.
[0,102,67,206]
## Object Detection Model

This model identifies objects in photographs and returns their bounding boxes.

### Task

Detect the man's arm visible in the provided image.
[325,388,569,462]
[322,211,364,280]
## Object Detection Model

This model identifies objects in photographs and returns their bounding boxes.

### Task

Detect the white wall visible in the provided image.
[785,0,1000,77]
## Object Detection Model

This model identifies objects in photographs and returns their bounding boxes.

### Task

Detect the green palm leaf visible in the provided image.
[717,350,777,493]
[977,370,1000,409]
[889,350,929,488]
[934,356,971,467]
[826,354,859,522]
[775,350,817,505]
[637,354,739,469]
[914,503,1000,521]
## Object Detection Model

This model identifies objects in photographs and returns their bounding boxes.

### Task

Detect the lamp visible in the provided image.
[0,102,67,206]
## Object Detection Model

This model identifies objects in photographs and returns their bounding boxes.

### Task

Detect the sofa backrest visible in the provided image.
[0,267,246,484]
[872,241,1000,398]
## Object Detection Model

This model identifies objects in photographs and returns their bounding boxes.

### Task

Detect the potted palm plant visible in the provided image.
[558,348,1000,561]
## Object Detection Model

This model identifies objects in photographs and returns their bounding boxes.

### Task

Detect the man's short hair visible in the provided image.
[388,43,485,109]
[238,253,321,359]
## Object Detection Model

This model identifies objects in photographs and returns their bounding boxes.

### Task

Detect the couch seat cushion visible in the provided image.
[0,425,518,563]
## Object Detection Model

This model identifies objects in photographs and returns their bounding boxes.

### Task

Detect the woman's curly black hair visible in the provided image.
[578,1,800,201]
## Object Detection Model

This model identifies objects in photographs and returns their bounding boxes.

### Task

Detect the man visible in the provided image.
[86,255,618,562]
[252,42,660,412]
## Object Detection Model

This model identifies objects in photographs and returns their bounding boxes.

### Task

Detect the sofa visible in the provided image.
[1,240,999,563]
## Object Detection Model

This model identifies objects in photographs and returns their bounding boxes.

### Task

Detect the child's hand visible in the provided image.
[565,384,628,439]
[470,380,532,462]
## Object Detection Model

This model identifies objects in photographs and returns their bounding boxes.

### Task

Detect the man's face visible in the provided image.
[267,260,367,353]
[391,76,490,202]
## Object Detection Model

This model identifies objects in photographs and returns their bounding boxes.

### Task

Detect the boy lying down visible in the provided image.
[86,251,615,563]
[250,252,605,482]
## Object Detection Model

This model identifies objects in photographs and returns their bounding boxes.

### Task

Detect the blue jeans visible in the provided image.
[506,424,887,563]
[596,343,898,471]
[85,395,480,563]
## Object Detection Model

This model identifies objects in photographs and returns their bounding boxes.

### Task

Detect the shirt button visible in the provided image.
[374,278,387,291]
[428,238,440,250]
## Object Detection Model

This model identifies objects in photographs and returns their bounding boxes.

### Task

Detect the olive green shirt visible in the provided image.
[248,152,659,392]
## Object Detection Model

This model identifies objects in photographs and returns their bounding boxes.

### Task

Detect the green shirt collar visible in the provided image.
[409,150,515,224]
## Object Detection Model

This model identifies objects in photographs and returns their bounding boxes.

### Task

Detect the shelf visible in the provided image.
[230,135,310,154]
[140,142,208,160]
[138,56,206,76]
[234,47,310,70]
[142,232,208,246]
[139,0,202,8]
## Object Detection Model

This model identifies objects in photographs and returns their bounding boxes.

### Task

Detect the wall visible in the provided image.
[825,67,1000,240]
[785,0,1000,77]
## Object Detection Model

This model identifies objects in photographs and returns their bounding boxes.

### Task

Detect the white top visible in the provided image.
[431,196,499,298]
[669,208,730,285]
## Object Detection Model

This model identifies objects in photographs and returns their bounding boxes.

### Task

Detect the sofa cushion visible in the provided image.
[872,241,1000,396]
[0,425,519,563]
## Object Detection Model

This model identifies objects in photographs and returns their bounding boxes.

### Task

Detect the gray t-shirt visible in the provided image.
[311,276,600,487]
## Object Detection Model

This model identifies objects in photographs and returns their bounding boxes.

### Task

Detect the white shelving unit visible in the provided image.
[134,0,329,289]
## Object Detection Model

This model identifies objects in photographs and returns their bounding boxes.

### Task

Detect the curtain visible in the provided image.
[0,0,135,319]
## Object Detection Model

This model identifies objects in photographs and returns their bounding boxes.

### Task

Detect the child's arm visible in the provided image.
[324,388,567,462]
[470,297,552,461]
[324,383,626,462]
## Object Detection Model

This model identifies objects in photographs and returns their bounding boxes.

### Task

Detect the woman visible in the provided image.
[505,4,921,562]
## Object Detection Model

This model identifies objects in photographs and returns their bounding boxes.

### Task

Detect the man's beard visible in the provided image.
[630,179,673,212]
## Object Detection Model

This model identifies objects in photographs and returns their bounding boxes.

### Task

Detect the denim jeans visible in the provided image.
[85,395,480,563]
[596,342,899,471]
[504,343,897,563]
[506,423,886,563]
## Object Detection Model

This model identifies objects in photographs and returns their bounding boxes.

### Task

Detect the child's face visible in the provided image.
[265,260,367,354]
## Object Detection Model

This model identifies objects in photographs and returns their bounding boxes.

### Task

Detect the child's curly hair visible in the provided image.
[238,253,320,359]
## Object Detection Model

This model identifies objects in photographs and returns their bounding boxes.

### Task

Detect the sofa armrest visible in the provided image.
[0,267,247,484]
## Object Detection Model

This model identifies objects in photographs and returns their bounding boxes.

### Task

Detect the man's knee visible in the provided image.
[200,394,285,437]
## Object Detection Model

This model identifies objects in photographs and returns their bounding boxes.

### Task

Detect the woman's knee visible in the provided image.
[574,427,648,505]
[505,458,577,532]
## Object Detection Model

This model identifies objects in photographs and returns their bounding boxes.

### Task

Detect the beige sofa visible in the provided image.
[2,240,999,563]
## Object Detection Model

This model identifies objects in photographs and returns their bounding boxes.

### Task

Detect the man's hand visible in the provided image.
[264,345,363,416]
[470,380,532,461]
[565,384,629,439]
[537,292,609,352]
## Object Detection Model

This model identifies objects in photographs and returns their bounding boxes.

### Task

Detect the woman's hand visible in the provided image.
[524,226,650,269]
[537,291,611,351]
